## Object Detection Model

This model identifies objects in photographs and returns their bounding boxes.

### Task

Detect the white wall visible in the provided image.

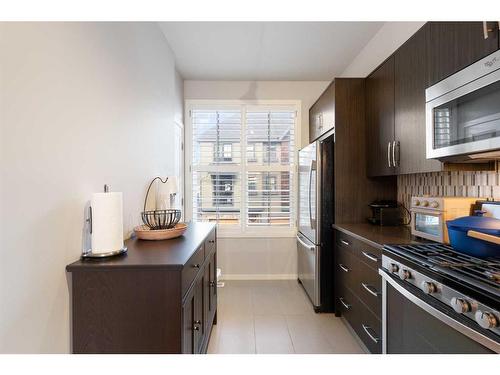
[340,22,425,77]
[184,80,330,149]
[0,22,182,353]
[184,80,329,279]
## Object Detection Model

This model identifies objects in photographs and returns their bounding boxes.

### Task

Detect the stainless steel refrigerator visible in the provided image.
[297,133,335,312]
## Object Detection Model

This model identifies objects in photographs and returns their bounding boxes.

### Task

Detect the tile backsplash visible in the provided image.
[397,167,500,209]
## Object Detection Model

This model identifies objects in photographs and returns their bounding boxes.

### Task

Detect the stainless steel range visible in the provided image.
[380,243,500,353]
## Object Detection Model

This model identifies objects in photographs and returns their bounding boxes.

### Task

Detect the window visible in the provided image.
[214,143,233,162]
[187,101,299,236]
[247,144,257,162]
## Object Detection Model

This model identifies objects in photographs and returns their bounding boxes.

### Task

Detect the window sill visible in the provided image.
[216,228,297,239]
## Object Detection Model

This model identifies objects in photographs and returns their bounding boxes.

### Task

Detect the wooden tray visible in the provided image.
[134,223,188,240]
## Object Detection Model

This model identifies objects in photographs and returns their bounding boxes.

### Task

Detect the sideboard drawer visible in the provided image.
[182,245,204,297]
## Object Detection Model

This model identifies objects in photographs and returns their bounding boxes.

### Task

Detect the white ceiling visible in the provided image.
[159,22,385,81]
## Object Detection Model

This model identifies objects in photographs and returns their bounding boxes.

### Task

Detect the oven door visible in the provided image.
[426,50,500,160]
[379,269,499,354]
[411,209,444,243]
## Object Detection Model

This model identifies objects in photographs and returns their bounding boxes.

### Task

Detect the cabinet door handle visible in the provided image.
[340,239,350,246]
[339,297,351,310]
[362,251,378,263]
[209,281,215,287]
[362,324,381,343]
[361,283,381,297]
[193,264,200,269]
[339,263,350,273]
[193,326,200,331]
[208,239,215,244]
[393,140,400,167]
[392,140,397,167]
[387,141,392,167]
[483,21,496,39]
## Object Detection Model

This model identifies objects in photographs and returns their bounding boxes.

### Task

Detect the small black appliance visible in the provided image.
[368,200,403,226]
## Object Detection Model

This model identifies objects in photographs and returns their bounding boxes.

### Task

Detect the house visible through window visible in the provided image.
[189,103,297,234]
[211,174,235,206]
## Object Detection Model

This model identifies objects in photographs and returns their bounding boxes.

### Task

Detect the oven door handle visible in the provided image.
[379,269,500,354]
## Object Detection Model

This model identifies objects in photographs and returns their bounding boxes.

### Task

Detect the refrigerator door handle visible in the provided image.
[308,159,316,230]
[296,235,315,251]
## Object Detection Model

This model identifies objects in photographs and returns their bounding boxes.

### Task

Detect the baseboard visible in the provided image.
[222,274,297,280]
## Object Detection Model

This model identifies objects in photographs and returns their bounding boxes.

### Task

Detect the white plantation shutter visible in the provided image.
[245,110,295,227]
[192,110,241,166]
[246,111,295,166]
[246,171,292,226]
[189,104,296,233]
[192,171,241,225]
[191,109,242,225]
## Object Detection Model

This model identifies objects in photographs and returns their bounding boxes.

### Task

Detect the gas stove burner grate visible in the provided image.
[485,271,500,283]
[385,243,500,297]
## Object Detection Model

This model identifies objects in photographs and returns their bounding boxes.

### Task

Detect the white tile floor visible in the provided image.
[207,280,366,354]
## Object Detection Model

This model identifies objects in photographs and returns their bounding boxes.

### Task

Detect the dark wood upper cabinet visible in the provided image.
[309,81,335,142]
[366,56,395,177]
[366,22,500,177]
[426,22,499,87]
[395,25,442,174]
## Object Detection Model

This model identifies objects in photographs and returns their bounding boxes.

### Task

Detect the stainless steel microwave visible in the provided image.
[426,49,500,161]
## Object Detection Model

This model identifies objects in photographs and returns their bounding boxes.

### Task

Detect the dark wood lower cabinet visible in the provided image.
[67,223,217,354]
[182,249,217,354]
[182,289,195,354]
[335,229,382,353]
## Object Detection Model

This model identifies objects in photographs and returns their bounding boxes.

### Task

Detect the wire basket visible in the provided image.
[141,177,181,230]
[141,209,181,230]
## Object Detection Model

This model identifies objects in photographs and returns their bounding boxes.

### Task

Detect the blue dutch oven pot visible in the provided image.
[446,215,500,258]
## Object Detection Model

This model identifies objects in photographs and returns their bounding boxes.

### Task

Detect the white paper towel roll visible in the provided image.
[91,192,124,254]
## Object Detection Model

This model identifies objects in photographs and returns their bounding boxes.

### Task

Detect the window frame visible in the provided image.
[185,100,301,238]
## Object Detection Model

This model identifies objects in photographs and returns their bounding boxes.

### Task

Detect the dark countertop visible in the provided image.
[333,223,425,250]
[66,222,215,271]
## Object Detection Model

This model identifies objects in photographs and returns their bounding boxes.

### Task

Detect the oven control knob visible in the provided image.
[414,200,420,206]
[422,200,429,207]
[430,201,439,208]
[450,297,470,313]
[398,268,411,280]
[421,281,437,294]
[388,263,399,273]
[475,311,499,329]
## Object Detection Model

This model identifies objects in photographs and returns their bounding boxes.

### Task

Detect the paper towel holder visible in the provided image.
[82,184,128,259]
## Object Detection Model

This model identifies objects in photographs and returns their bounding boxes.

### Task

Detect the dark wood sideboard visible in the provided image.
[66,222,217,354]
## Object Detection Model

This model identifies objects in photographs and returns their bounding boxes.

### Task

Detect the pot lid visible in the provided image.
[447,216,500,235]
